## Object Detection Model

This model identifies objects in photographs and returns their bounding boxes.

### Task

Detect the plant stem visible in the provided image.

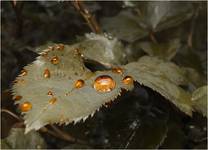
[1,108,22,121]
[71,0,101,33]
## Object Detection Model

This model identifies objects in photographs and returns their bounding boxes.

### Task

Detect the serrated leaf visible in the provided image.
[12,43,134,133]
[191,86,207,116]
[139,39,180,60]
[1,128,46,149]
[124,56,193,115]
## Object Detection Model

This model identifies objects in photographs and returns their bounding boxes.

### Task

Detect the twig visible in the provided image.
[149,31,158,44]
[50,125,86,144]
[11,1,24,37]
[71,0,101,33]
[1,108,22,121]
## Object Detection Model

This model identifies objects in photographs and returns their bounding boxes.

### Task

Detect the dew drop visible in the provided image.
[49,97,57,104]
[43,69,50,78]
[122,76,134,85]
[56,44,64,50]
[112,67,123,74]
[19,69,27,76]
[20,102,32,112]
[13,95,22,101]
[51,56,59,65]
[47,91,53,96]
[94,75,116,93]
[74,79,85,89]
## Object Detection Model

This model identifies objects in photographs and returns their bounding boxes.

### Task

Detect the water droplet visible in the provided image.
[51,56,59,65]
[112,67,123,74]
[74,79,85,89]
[47,91,53,96]
[43,69,50,78]
[13,95,22,101]
[19,69,27,76]
[49,97,57,104]
[56,44,64,50]
[94,75,116,92]
[20,102,32,112]
[122,76,134,85]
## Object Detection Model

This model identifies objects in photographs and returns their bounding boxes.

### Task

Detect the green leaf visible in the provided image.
[124,56,193,115]
[76,33,127,66]
[1,128,46,149]
[191,86,207,116]
[101,10,148,42]
[139,39,180,60]
[12,43,134,133]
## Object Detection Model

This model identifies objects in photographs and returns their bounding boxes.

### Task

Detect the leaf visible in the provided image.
[12,43,134,133]
[139,39,180,60]
[77,33,127,66]
[101,10,148,43]
[1,128,47,149]
[191,86,207,116]
[124,56,193,115]
[101,2,194,42]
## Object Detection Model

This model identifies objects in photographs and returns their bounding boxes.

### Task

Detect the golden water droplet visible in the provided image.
[13,95,22,101]
[19,69,27,76]
[20,102,32,112]
[49,97,57,104]
[74,79,85,89]
[51,56,59,65]
[122,76,134,85]
[112,67,123,74]
[94,75,116,92]
[56,44,64,50]
[43,69,50,78]
[47,91,53,96]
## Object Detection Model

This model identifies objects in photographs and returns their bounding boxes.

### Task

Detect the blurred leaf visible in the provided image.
[124,56,193,115]
[101,10,148,42]
[101,2,194,42]
[1,128,46,149]
[12,43,134,133]
[191,86,207,117]
[139,39,180,60]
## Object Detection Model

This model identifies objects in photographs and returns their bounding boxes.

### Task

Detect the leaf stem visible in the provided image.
[1,108,22,121]
[71,0,101,34]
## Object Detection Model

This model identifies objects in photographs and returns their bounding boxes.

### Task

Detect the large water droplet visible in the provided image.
[43,69,50,78]
[94,75,116,93]
[74,79,85,89]
[51,56,59,65]
[122,76,134,85]
[20,102,32,112]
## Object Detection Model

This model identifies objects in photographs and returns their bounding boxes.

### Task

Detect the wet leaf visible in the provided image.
[12,43,134,133]
[124,56,193,115]
[1,128,47,149]
[191,86,207,117]
[139,39,180,60]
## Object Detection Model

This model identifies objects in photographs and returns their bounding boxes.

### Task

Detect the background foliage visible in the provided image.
[1,1,207,149]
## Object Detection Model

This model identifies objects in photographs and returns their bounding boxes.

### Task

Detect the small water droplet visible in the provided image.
[74,79,85,89]
[20,102,32,112]
[49,97,57,104]
[43,69,50,78]
[56,44,64,50]
[112,67,123,74]
[94,75,116,92]
[51,56,59,65]
[19,69,27,76]
[47,91,53,96]
[122,76,134,85]
[13,95,22,101]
